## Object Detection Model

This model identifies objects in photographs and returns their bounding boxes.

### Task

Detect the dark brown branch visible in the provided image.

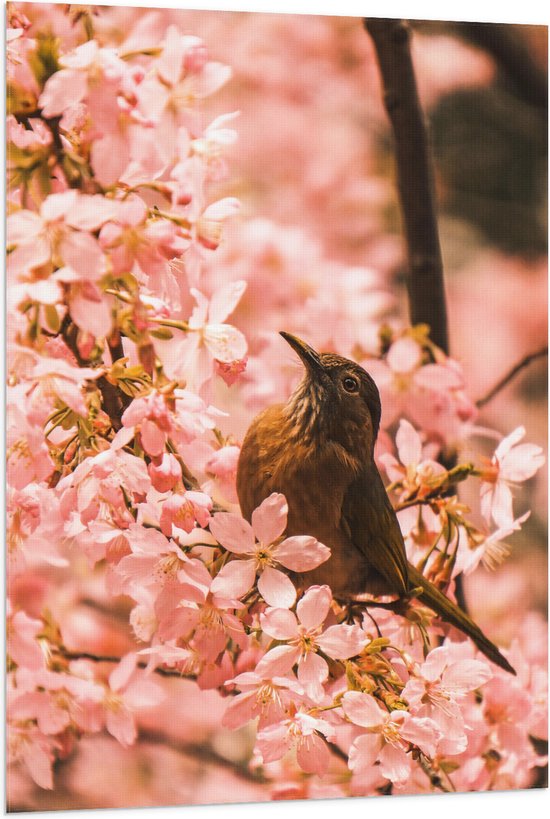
[364,18,449,353]
[60,314,127,430]
[476,345,548,408]
[55,647,199,680]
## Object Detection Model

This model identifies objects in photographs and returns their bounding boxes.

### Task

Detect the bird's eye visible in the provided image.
[342,376,359,393]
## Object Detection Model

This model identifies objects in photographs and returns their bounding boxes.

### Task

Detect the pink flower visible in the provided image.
[155,558,246,665]
[121,388,221,455]
[480,426,545,528]
[21,353,103,424]
[402,644,492,754]
[209,493,331,607]
[379,418,445,497]
[366,335,476,442]
[7,607,45,670]
[159,490,212,536]
[7,191,114,281]
[204,444,241,503]
[103,653,164,747]
[135,26,232,164]
[160,282,247,392]
[222,670,305,730]
[148,453,182,493]
[343,691,440,784]
[8,724,58,789]
[258,585,368,699]
[215,356,248,386]
[256,710,335,776]
[456,512,530,575]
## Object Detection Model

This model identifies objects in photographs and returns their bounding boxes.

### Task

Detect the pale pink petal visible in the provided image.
[501,444,545,482]
[210,558,256,600]
[275,535,331,572]
[202,197,240,222]
[157,25,185,86]
[140,418,166,457]
[222,690,258,730]
[257,566,296,608]
[255,645,301,678]
[297,733,330,776]
[251,493,288,545]
[342,691,384,728]
[204,324,247,363]
[378,742,411,783]
[494,426,526,461]
[59,40,98,69]
[69,287,112,338]
[297,651,328,694]
[123,678,165,709]
[491,481,515,528]
[21,741,54,789]
[208,280,247,324]
[39,69,88,117]
[260,607,299,641]
[106,706,136,748]
[296,585,332,631]
[256,722,290,763]
[41,190,77,222]
[60,231,104,281]
[442,659,492,693]
[209,513,255,554]
[387,337,422,374]
[395,418,422,468]
[189,62,232,98]
[109,652,137,692]
[414,363,464,391]
[8,236,51,277]
[398,713,439,757]
[418,646,450,682]
[348,733,380,773]
[66,195,118,232]
[317,623,368,660]
[7,210,42,244]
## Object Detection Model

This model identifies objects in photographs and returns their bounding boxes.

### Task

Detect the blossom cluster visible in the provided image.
[5,3,547,808]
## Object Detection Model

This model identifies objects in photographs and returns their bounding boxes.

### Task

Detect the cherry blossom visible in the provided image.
[258,585,368,699]
[343,691,440,783]
[256,709,336,776]
[102,653,165,747]
[209,493,331,607]
[402,643,492,754]
[159,281,247,392]
[480,426,545,528]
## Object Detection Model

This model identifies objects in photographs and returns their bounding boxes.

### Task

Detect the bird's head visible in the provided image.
[280,331,381,455]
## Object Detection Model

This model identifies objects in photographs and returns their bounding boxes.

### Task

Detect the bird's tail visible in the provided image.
[407,564,516,675]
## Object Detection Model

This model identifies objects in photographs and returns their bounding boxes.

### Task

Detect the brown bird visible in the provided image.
[237,331,515,675]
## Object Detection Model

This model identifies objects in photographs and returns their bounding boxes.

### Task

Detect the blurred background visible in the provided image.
[7,3,547,810]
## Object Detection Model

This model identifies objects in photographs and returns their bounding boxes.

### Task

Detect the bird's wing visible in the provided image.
[341,467,409,596]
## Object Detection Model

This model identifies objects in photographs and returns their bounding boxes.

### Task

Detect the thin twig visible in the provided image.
[364,18,449,353]
[55,648,198,680]
[139,729,268,784]
[476,345,548,408]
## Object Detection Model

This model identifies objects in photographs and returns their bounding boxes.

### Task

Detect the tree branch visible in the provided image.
[55,647,200,680]
[476,345,548,408]
[364,18,469,610]
[364,18,449,353]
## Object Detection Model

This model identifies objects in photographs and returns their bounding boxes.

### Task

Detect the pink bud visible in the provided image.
[183,43,208,73]
[148,453,181,493]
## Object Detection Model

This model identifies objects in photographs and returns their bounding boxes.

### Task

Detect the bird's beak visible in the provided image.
[280,332,324,375]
